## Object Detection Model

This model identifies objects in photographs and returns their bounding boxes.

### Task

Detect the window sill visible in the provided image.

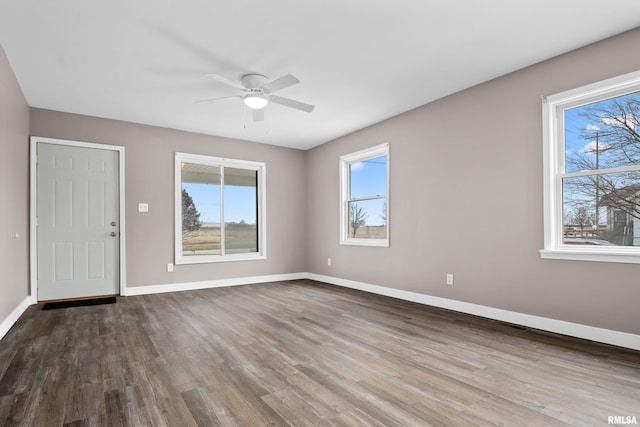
[176,253,266,265]
[540,249,640,264]
[340,239,389,248]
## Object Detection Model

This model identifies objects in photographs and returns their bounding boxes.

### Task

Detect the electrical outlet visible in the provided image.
[446,273,454,285]
[167,263,174,272]
[327,257,332,266]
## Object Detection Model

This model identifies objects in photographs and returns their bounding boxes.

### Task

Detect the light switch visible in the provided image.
[138,203,149,213]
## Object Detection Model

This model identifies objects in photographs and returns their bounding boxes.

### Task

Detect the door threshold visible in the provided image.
[38,294,120,305]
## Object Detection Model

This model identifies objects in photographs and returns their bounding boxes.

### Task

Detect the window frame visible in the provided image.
[174,152,267,265]
[339,143,390,247]
[541,70,640,264]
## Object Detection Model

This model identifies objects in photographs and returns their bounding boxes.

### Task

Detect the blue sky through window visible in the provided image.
[350,155,387,198]
[565,91,640,173]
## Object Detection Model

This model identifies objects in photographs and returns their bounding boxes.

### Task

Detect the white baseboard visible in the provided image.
[123,272,308,296]
[0,296,32,341]
[307,273,640,352]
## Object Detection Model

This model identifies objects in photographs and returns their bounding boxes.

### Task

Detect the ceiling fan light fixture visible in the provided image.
[243,94,268,109]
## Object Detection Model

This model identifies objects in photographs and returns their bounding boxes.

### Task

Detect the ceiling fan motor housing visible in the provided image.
[241,74,269,91]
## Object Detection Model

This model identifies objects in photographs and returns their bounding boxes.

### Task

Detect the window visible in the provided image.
[541,70,640,263]
[340,143,389,246]
[175,152,266,264]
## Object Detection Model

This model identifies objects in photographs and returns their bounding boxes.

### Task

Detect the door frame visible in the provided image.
[29,136,126,303]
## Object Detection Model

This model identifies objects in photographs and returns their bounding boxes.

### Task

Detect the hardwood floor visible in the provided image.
[0,279,638,426]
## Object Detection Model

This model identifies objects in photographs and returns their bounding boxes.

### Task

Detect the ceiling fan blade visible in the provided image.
[261,74,299,93]
[204,73,246,90]
[252,108,265,122]
[196,95,242,104]
[270,95,315,113]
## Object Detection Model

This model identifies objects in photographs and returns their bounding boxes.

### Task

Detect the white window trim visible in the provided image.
[541,70,640,264]
[339,143,390,247]
[175,152,266,264]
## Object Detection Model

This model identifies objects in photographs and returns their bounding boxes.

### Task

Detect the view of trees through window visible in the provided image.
[563,91,640,246]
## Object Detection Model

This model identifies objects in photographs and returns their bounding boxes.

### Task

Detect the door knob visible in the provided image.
[110,231,118,237]
[111,221,117,226]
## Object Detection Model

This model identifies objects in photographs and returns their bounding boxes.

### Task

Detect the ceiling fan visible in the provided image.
[198,73,315,122]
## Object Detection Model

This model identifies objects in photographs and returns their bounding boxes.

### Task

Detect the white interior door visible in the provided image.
[37,142,120,301]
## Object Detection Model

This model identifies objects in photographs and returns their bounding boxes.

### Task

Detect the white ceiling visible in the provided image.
[1,1,639,150]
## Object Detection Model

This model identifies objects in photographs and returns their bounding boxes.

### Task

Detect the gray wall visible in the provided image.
[30,109,308,288]
[0,45,30,323]
[307,27,640,335]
